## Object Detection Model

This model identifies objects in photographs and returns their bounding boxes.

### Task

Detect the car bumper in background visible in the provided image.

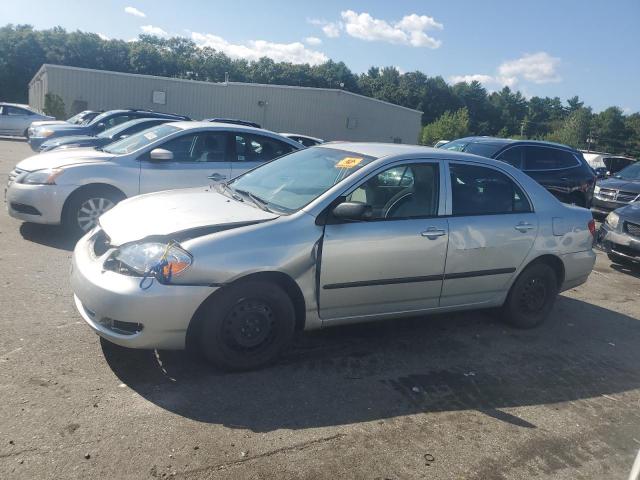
[5,182,74,224]
[598,224,640,263]
[71,232,217,350]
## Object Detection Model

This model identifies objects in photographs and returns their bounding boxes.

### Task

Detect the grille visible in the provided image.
[625,222,640,238]
[596,188,640,204]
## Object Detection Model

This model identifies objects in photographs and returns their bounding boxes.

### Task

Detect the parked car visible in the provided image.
[591,162,640,216]
[38,118,178,152]
[433,140,450,148]
[7,122,302,234]
[598,202,640,266]
[443,137,596,207]
[27,109,190,151]
[280,133,324,147]
[70,143,596,370]
[0,103,54,137]
[581,150,637,178]
[28,110,102,134]
[205,118,261,128]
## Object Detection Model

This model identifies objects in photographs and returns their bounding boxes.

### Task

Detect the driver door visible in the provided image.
[319,160,449,321]
[138,131,232,194]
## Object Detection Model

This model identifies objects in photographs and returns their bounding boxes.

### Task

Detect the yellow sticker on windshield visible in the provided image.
[336,157,363,169]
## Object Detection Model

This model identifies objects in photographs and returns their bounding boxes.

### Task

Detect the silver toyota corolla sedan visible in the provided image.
[6,122,302,234]
[71,143,597,370]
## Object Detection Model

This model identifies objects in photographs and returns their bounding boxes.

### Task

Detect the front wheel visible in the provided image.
[199,281,296,371]
[63,187,124,235]
[501,263,558,329]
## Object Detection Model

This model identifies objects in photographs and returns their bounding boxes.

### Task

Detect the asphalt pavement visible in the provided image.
[1,139,640,479]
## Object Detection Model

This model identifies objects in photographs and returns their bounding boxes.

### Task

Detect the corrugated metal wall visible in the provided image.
[29,65,422,143]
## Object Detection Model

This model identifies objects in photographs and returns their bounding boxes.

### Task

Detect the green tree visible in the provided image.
[420,108,469,145]
[43,93,66,119]
[546,107,592,149]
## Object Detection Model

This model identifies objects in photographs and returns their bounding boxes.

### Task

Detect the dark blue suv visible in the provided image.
[27,109,190,151]
[443,137,596,207]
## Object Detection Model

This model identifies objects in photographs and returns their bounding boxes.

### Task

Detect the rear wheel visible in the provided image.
[63,187,124,236]
[199,281,295,371]
[502,263,558,329]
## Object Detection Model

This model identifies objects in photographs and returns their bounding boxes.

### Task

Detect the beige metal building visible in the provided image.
[29,64,422,144]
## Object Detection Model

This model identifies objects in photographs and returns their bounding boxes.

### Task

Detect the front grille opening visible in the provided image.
[625,222,640,238]
[612,244,640,259]
[98,317,144,335]
[92,230,111,256]
[10,202,41,215]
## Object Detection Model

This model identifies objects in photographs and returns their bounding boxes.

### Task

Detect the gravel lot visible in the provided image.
[1,139,640,480]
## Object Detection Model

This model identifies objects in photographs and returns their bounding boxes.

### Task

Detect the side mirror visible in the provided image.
[332,201,372,221]
[149,148,174,161]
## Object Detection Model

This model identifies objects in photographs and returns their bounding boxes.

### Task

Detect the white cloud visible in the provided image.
[124,6,146,18]
[191,32,328,65]
[97,33,110,41]
[339,10,442,48]
[141,25,168,37]
[498,52,561,84]
[305,36,322,46]
[451,52,561,90]
[322,23,341,38]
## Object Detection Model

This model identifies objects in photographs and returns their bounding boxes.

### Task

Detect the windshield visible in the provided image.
[614,162,640,180]
[97,120,140,139]
[441,139,468,152]
[226,147,376,213]
[66,112,86,124]
[463,142,503,158]
[103,124,180,154]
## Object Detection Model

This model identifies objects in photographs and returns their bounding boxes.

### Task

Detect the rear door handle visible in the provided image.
[421,227,447,239]
[514,221,535,233]
[208,173,227,181]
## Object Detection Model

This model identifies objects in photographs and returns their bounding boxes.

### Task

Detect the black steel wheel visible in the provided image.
[199,280,295,371]
[502,263,558,329]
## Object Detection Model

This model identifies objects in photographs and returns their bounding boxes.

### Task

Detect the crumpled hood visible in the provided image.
[16,148,114,171]
[598,178,640,193]
[615,201,640,222]
[99,187,279,245]
[34,124,89,135]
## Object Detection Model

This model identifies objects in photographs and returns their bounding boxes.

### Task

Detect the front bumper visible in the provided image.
[5,181,75,224]
[71,232,217,349]
[598,224,640,263]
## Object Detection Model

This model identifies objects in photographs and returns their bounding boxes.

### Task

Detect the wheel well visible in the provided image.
[61,183,126,220]
[526,254,565,286]
[185,271,307,352]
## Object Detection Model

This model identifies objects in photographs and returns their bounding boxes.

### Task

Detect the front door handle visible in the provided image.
[208,173,227,181]
[421,227,447,239]
[514,221,535,233]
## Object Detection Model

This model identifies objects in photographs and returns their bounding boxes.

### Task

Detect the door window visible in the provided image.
[450,163,531,215]
[5,106,30,116]
[496,146,525,169]
[234,134,295,163]
[524,146,578,170]
[346,163,439,219]
[158,132,229,162]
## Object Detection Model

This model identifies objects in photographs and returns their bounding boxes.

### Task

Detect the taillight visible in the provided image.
[588,219,596,237]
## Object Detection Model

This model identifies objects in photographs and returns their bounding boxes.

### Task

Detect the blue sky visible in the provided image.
[4,0,639,113]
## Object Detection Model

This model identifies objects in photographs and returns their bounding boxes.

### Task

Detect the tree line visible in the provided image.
[1,24,638,157]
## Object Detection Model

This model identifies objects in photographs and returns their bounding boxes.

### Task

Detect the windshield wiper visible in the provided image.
[234,188,272,212]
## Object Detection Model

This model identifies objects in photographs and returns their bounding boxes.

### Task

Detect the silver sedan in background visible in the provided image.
[6,122,302,234]
[71,143,597,370]
[0,103,54,137]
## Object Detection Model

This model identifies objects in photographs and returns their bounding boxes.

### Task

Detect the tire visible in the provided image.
[63,187,124,236]
[199,280,296,371]
[501,263,558,329]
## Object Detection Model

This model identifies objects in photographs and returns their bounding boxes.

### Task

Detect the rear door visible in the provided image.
[440,162,538,307]
[138,130,232,194]
[319,160,448,320]
[230,133,297,179]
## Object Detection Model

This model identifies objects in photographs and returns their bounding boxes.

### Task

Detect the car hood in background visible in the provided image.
[30,120,66,128]
[16,148,115,171]
[615,202,640,223]
[42,135,103,148]
[99,187,279,245]
[598,178,640,193]
[34,124,90,136]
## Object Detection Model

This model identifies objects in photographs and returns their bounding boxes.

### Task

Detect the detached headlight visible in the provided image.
[112,242,192,279]
[36,128,55,138]
[606,212,620,229]
[18,168,64,185]
[594,185,600,194]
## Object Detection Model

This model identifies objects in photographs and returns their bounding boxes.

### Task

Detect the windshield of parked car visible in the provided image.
[613,162,640,180]
[225,147,376,213]
[66,112,87,124]
[463,142,503,158]
[102,124,180,154]
[97,120,143,139]
[441,139,468,152]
